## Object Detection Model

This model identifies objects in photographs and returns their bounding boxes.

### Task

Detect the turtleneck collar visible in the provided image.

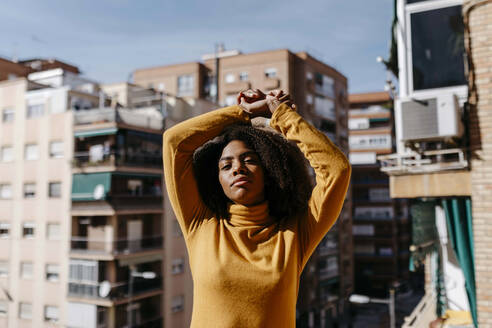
[227,201,274,227]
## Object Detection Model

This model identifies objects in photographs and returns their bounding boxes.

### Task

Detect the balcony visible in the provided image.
[74,107,163,131]
[71,235,163,255]
[68,277,162,302]
[73,150,162,170]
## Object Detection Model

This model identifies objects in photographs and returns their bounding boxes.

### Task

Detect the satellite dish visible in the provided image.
[93,184,105,200]
[99,281,111,298]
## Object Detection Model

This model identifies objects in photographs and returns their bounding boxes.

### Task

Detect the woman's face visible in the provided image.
[218,140,265,206]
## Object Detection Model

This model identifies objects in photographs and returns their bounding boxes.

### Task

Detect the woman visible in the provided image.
[163,89,351,327]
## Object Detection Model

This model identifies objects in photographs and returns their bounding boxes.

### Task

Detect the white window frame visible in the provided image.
[239,71,248,81]
[402,0,467,98]
[264,67,277,78]
[2,108,14,123]
[22,222,35,239]
[46,264,60,282]
[171,295,184,313]
[19,302,32,320]
[24,144,39,161]
[171,258,184,275]
[0,261,8,277]
[0,184,12,199]
[0,222,10,238]
[26,103,44,119]
[23,183,36,198]
[44,305,59,322]
[46,223,61,240]
[225,73,236,84]
[1,146,14,162]
[20,262,33,279]
[49,141,64,158]
[48,182,61,198]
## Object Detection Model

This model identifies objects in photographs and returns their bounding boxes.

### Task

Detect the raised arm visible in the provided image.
[269,103,351,268]
[163,105,250,238]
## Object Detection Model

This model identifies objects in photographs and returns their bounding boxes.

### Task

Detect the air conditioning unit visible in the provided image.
[400,94,463,141]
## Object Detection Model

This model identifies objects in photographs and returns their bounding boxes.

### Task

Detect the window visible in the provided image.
[27,103,44,118]
[172,258,184,275]
[225,73,235,83]
[158,83,165,91]
[2,109,14,123]
[225,95,236,106]
[171,295,184,313]
[20,262,33,279]
[0,222,9,237]
[48,182,61,198]
[0,261,8,277]
[46,223,60,240]
[19,302,32,320]
[239,72,248,81]
[410,5,466,90]
[24,144,38,160]
[23,183,36,198]
[264,67,277,78]
[314,96,336,121]
[1,146,13,162]
[46,264,59,282]
[22,222,35,238]
[49,141,63,158]
[0,184,12,199]
[177,74,194,96]
[44,305,59,322]
[0,301,7,316]
[69,259,98,282]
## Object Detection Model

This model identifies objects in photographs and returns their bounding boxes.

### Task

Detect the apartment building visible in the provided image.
[376,0,492,326]
[349,91,411,298]
[134,48,353,327]
[0,67,100,327]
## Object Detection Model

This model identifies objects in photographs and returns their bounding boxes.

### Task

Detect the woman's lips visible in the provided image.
[232,178,250,186]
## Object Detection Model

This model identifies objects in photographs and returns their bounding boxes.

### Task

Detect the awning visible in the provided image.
[72,172,111,201]
[442,198,477,328]
[74,127,117,138]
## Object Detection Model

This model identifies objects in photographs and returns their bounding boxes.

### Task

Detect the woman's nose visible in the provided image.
[232,162,246,175]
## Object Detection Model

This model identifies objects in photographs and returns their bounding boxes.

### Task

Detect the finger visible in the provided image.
[278,94,290,102]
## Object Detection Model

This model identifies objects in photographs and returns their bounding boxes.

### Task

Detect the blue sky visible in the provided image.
[1,0,394,93]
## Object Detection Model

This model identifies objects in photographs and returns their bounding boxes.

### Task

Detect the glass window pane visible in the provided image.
[0,184,12,199]
[0,261,8,277]
[25,144,39,160]
[49,141,64,158]
[46,264,60,282]
[20,262,33,279]
[1,146,13,162]
[47,223,60,240]
[23,183,36,198]
[27,103,44,118]
[45,305,59,322]
[49,182,61,198]
[0,222,9,237]
[411,5,466,90]
[2,109,14,122]
[19,302,32,319]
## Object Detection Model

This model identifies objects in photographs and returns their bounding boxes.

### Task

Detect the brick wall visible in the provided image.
[465,0,492,325]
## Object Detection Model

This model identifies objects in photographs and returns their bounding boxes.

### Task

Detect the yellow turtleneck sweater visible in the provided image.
[163,104,351,328]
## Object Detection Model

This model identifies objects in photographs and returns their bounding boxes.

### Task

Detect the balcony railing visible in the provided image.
[68,276,162,300]
[71,235,163,255]
[73,150,162,168]
[74,107,163,130]
[378,148,468,175]
[319,268,338,280]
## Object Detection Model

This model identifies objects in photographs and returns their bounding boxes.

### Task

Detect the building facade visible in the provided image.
[135,48,353,327]
[349,91,411,298]
[377,0,492,326]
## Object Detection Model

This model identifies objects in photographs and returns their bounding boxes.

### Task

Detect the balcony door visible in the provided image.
[127,220,142,252]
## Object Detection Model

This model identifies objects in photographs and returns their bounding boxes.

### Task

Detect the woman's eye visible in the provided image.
[220,164,231,170]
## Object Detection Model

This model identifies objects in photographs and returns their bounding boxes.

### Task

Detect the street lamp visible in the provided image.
[127,266,156,328]
[349,288,396,328]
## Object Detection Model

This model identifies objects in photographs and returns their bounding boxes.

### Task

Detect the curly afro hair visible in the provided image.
[192,124,313,222]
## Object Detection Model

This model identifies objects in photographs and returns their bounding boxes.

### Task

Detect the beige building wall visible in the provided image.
[0,78,72,327]
[465,1,492,326]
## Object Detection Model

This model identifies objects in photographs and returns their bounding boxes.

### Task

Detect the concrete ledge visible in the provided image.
[389,170,471,198]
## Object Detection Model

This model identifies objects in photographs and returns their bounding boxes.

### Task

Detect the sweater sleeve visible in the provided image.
[163,105,251,239]
[269,104,351,269]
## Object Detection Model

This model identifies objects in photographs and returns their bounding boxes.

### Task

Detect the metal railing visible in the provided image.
[71,235,163,254]
[402,292,436,328]
[73,150,162,168]
[68,276,162,300]
[378,148,468,175]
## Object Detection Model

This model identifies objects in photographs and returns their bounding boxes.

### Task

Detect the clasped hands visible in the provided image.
[237,89,296,118]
